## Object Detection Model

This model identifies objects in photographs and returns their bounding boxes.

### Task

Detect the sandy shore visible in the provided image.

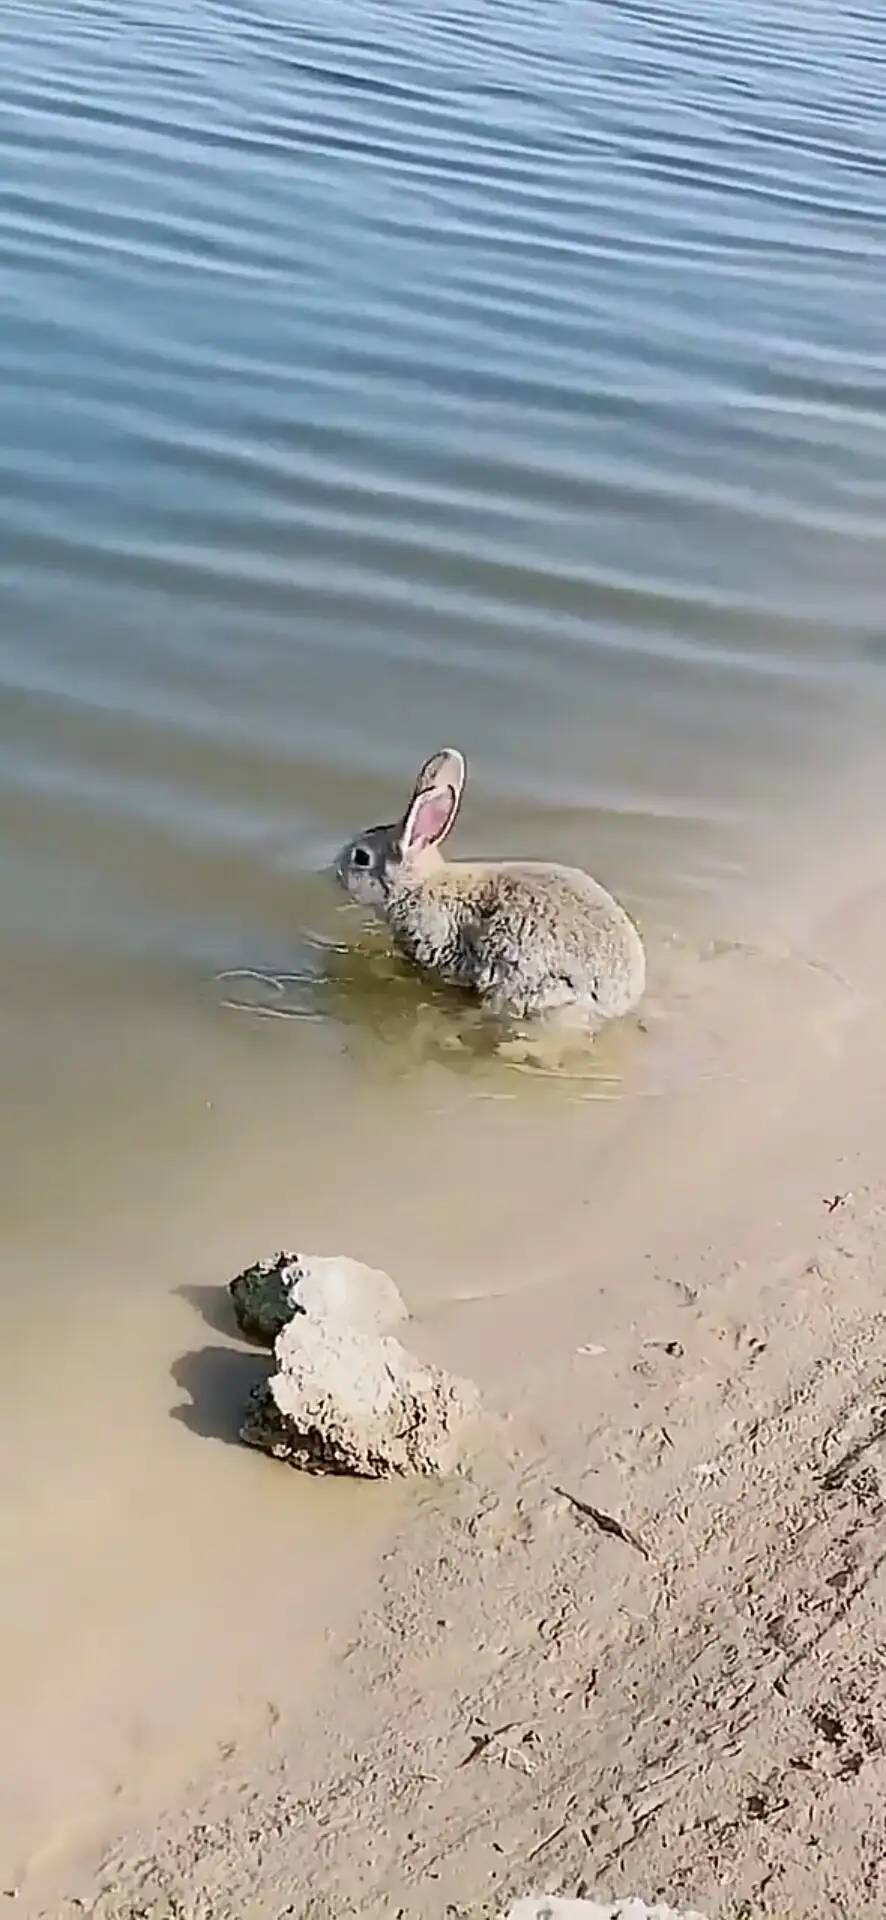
[10,847,886,1918]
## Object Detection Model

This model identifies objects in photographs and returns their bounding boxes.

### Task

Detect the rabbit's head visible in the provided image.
[335,748,466,908]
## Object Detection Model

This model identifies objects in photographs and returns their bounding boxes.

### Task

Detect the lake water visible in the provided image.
[3,0,886,1874]
[1,0,886,1296]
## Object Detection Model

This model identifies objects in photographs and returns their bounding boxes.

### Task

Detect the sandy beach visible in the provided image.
[5,810,886,1920]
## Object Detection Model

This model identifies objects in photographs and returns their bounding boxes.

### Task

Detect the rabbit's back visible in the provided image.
[387,860,644,1021]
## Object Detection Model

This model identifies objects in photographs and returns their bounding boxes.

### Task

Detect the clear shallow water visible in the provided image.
[1,0,886,1285]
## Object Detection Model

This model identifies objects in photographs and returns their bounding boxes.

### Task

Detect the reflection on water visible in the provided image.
[215,936,643,1084]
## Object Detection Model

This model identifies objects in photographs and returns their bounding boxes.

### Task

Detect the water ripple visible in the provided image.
[1,0,885,973]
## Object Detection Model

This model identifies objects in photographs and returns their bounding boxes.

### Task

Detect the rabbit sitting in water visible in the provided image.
[335,748,645,1025]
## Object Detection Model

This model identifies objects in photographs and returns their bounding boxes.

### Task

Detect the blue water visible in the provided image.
[0,0,885,1210]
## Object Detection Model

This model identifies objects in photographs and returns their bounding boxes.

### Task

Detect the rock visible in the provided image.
[229,1251,301,1345]
[505,1902,707,1920]
[229,1250,408,1348]
[293,1254,409,1337]
[240,1314,478,1478]
[232,1245,474,1480]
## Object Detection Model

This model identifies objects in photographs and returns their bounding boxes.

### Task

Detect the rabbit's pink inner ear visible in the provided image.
[403,783,457,852]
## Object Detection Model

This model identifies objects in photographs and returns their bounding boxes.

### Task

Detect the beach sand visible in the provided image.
[7,831,886,1919]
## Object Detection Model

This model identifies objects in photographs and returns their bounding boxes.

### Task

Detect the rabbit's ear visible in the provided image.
[401,783,459,853]
[401,749,465,854]
[408,748,466,808]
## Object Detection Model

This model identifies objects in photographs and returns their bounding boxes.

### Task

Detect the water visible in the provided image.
[1,0,885,1333]
[3,0,886,1030]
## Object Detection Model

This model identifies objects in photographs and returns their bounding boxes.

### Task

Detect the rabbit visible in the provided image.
[335,748,646,1025]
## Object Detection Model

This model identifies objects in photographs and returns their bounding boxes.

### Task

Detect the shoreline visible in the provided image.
[11,854,886,1918]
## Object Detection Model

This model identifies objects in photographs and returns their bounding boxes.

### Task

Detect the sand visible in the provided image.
[8,850,886,1918]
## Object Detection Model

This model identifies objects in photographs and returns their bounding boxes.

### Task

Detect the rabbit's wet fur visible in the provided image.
[335,748,645,1025]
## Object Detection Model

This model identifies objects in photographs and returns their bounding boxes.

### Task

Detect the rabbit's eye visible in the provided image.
[352,845,371,869]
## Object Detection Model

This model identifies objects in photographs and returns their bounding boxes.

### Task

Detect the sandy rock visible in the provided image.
[229,1250,408,1348]
[294,1254,409,1335]
[240,1314,478,1478]
[505,1902,707,1920]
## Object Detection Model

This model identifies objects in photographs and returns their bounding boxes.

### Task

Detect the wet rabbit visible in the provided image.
[335,748,645,1025]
